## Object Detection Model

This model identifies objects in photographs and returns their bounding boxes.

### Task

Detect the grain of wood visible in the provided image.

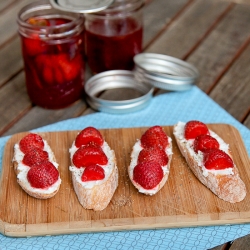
[142,0,190,48]
[187,3,250,92]
[0,37,23,87]
[0,0,34,46]
[145,0,230,58]
[0,72,31,135]
[209,42,250,124]
[0,125,250,237]
[230,234,250,249]
[3,100,88,136]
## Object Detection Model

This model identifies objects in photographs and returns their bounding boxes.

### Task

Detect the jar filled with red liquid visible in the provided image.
[17,0,85,109]
[85,0,144,74]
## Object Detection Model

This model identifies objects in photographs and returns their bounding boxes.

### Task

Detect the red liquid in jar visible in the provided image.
[21,17,85,109]
[85,17,142,73]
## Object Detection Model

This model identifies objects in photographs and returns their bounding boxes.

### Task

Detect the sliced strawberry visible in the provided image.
[23,36,47,57]
[22,148,49,167]
[81,164,105,182]
[193,134,219,153]
[133,161,163,190]
[58,54,82,82]
[75,127,104,148]
[203,148,234,170]
[137,147,168,166]
[19,133,44,154]
[141,126,169,150]
[72,144,108,168]
[35,53,82,85]
[184,120,209,139]
[27,161,59,189]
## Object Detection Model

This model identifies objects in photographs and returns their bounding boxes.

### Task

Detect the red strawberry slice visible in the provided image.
[19,133,44,154]
[22,148,49,167]
[72,144,108,168]
[184,120,209,139]
[27,161,59,189]
[57,54,82,82]
[35,53,82,85]
[81,164,105,182]
[137,147,168,166]
[75,127,104,148]
[141,126,169,150]
[133,161,163,190]
[23,36,47,57]
[203,148,234,170]
[193,134,219,153]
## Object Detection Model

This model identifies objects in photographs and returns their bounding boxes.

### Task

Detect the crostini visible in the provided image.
[173,121,246,203]
[128,126,173,195]
[13,133,61,199]
[69,127,118,211]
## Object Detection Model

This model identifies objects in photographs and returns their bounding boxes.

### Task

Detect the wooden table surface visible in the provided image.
[0,0,249,248]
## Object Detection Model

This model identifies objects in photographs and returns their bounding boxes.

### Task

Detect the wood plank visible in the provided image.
[243,114,250,129]
[142,0,190,47]
[145,0,231,58]
[0,37,23,87]
[0,0,15,12]
[0,72,31,135]
[0,124,250,237]
[0,0,34,46]
[3,101,88,136]
[187,2,250,93]
[209,42,250,126]
[229,234,250,249]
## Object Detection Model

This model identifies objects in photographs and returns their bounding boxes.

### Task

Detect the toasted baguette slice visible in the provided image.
[128,131,173,195]
[69,141,118,211]
[12,134,61,199]
[173,121,246,203]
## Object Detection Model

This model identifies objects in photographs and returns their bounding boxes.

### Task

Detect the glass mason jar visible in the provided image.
[84,0,144,74]
[17,0,85,109]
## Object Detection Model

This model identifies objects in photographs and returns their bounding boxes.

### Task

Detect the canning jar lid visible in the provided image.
[134,53,199,91]
[84,54,199,114]
[50,0,114,13]
[84,70,154,114]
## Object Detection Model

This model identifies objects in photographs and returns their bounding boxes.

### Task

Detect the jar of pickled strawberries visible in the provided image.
[17,0,85,109]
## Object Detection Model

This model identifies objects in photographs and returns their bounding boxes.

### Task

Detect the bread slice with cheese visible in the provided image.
[69,128,118,211]
[13,133,61,199]
[173,121,246,203]
[128,126,173,195]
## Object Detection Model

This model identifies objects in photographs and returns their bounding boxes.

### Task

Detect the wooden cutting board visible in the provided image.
[0,124,250,237]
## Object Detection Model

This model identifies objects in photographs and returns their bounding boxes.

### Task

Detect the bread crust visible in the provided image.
[12,137,61,199]
[128,137,173,195]
[173,123,246,203]
[69,141,118,211]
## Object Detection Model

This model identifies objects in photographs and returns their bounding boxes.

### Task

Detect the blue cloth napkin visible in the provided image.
[0,86,249,250]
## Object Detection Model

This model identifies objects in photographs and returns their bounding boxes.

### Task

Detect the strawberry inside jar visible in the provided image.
[17,1,85,109]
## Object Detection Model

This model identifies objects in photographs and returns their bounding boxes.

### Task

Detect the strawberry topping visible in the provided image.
[203,148,234,170]
[137,147,168,166]
[72,144,108,168]
[81,165,105,182]
[184,120,209,139]
[75,127,104,148]
[141,126,169,150]
[19,133,44,154]
[27,161,59,189]
[133,161,163,190]
[22,148,49,167]
[193,134,219,153]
